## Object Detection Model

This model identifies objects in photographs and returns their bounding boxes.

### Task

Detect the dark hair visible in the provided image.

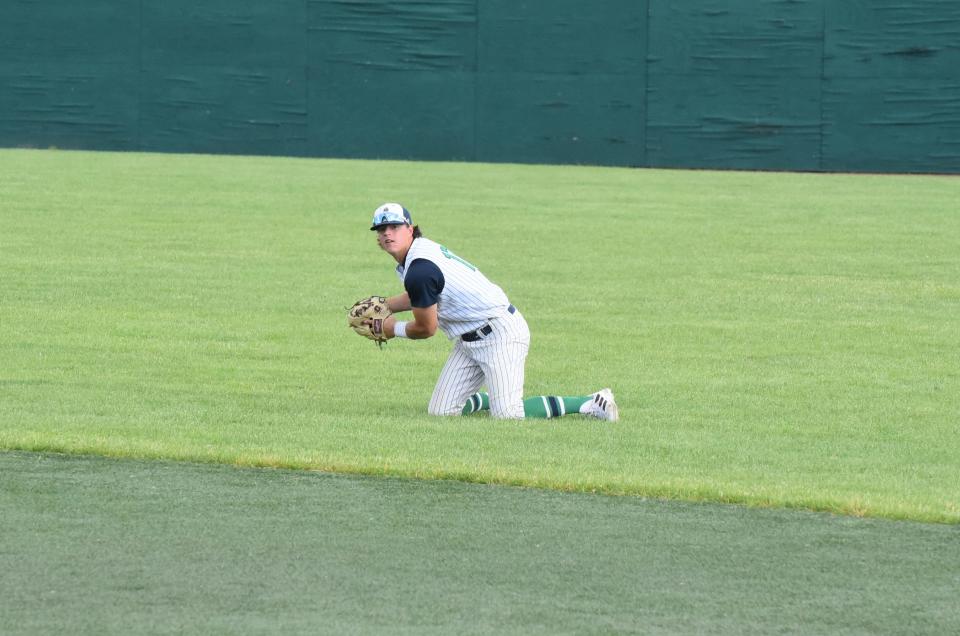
[412,225,422,239]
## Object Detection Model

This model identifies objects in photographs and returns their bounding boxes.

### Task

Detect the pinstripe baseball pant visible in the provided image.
[428,309,530,419]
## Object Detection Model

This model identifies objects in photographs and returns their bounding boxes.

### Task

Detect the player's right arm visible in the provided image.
[384,303,437,339]
[385,259,443,340]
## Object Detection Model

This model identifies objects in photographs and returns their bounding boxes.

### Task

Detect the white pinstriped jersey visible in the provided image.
[397,237,511,339]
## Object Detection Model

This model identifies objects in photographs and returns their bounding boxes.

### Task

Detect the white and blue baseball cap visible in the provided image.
[370,202,412,230]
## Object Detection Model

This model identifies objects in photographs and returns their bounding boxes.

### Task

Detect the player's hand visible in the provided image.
[382,315,398,338]
[347,296,391,347]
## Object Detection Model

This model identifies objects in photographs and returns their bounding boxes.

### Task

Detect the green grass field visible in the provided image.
[4,452,958,635]
[1,148,958,523]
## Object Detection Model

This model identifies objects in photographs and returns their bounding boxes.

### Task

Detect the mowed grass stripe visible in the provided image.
[2,451,959,635]
[1,149,958,522]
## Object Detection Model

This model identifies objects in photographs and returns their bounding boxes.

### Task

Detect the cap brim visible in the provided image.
[370,221,409,231]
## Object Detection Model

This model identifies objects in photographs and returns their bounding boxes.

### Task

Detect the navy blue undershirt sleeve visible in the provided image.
[404,259,445,308]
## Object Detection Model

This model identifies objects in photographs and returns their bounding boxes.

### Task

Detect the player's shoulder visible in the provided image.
[406,258,444,283]
[412,236,440,250]
[407,236,441,260]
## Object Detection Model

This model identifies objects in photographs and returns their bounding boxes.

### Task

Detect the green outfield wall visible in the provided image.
[1,1,958,172]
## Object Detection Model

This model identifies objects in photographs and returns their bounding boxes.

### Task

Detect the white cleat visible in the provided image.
[584,388,619,422]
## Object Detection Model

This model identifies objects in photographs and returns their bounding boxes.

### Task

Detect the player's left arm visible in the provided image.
[386,293,411,313]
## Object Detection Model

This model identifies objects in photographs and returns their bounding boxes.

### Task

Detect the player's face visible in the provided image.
[376,223,414,259]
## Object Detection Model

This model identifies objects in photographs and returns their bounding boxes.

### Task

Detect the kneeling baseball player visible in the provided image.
[348,202,618,421]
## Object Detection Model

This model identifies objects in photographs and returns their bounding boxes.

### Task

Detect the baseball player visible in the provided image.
[361,202,618,421]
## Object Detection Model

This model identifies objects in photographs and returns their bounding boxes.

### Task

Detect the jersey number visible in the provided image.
[440,245,477,271]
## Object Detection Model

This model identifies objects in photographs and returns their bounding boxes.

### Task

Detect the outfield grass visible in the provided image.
[3,452,959,635]
[1,149,957,522]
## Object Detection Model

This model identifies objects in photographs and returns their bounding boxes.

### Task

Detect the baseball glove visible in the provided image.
[347,295,392,346]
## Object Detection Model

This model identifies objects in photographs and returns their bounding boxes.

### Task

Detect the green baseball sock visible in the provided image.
[522,395,590,418]
[461,392,589,418]
[461,392,490,414]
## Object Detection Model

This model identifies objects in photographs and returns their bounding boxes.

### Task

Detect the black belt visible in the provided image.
[461,305,516,342]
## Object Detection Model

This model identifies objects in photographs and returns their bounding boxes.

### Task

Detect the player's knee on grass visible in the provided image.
[427,400,464,417]
[489,398,524,420]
